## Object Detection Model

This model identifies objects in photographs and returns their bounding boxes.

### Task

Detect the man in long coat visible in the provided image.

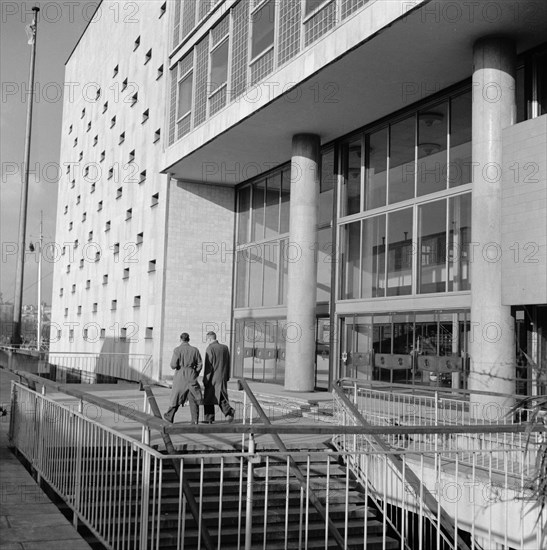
[203,331,235,423]
[164,332,203,424]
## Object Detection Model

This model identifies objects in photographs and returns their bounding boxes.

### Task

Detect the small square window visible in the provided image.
[157,64,164,80]
[103,274,108,285]
[136,232,143,245]
[71,179,75,189]
[87,121,91,132]
[58,328,62,339]
[129,150,135,162]
[76,195,81,205]
[103,101,108,113]
[62,246,66,256]
[159,2,166,17]
[93,135,98,146]
[110,116,116,128]
[81,108,85,119]
[139,170,147,184]
[92,303,98,313]
[123,267,130,279]
[69,330,74,342]
[151,193,159,207]
[148,259,156,272]
[79,259,84,269]
[66,264,71,274]
[142,109,149,124]
[130,93,138,106]
[120,327,127,342]
[79,151,83,161]
[113,242,120,254]
[82,212,87,222]
[126,208,132,220]
[116,187,123,199]
[111,300,117,311]
[105,220,111,232]
[95,87,101,100]
[74,239,79,249]
[109,168,114,180]
[78,305,82,315]
[122,78,128,92]
[68,124,73,134]
[83,166,89,177]
[153,128,161,143]
[88,230,93,242]
[100,150,106,162]
[86,279,91,289]
[64,205,68,214]
[73,137,78,147]
[134,36,140,50]
[95,250,101,262]
[59,288,64,297]
[134,295,141,307]
[72,284,76,293]
[66,164,71,174]
[64,308,68,317]
[146,327,154,338]
[113,64,118,78]
[83,328,88,340]
[91,183,96,194]
[97,200,102,211]
[119,131,125,144]
[69,221,73,231]
[145,49,152,65]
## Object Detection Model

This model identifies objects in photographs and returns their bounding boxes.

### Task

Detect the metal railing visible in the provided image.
[7,371,547,550]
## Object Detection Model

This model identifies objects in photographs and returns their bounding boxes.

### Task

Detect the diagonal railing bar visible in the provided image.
[237,378,348,550]
[332,383,474,550]
[141,385,215,550]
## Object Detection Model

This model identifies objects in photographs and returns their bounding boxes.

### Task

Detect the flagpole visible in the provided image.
[12,6,40,347]
[37,210,43,350]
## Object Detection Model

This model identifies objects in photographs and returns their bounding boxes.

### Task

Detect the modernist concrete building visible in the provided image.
[51,0,547,401]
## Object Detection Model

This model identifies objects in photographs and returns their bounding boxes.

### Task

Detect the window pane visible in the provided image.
[252,0,275,59]
[280,167,290,234]
[210,39,229,93]
[237,186,251,244]
[343,139,361,216]
[417,101,448,196]
[248,244,264,306]
[251,180,265,240]
[177,73,193,118]
[316,227,332,302]
[516,65,526,123]
[319,149,335,226]
[448,193,471,291]
[365,127,387,210]
[361,214,386,298]
[305,0,325,16]
[279,238,289,305]
[386,208,412,296]
[449,92,472,187]
[235,250,248,307]
[418,199,447,294]
[388,116,415,204]
[342,221,360,299]
[262,241,279,306]
[264,173,280,239]
[536,50,547,116]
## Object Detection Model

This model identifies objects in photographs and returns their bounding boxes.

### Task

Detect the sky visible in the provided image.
[0,0,100,306]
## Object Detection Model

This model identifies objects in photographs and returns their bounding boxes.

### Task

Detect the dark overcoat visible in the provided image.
[203,340,230,403]
[169,342,202,407]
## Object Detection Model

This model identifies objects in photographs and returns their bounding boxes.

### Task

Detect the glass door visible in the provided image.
[315,318,330,390]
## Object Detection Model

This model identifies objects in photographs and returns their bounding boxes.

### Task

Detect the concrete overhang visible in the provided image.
[163,0,547,186]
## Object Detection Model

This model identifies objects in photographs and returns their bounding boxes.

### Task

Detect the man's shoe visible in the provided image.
[163,414,173,423]
[226,413,235,423]
[202,420,214,424]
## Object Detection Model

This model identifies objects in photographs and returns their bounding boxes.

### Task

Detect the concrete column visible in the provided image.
[469,36,516,415]
[284,134,321,391]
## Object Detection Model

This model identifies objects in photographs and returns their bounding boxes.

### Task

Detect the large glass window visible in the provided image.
[235,250,249,307]
[361,214,386,298]
[251,0,276,60]
[177,72,193,118]
[449,92,472,187]
[210,39,229,93]
[417,101,448,196]
[365,128,387,210]
[343,139,362,216]
[418,199,447,294]
[448,193,471,291]
[319,149,335,225]
[386,208,413,296]
[280,167,290,234]
[317,227,332,302]
[265,173,281,239]
[263,241,279,306]
[248,245,263,307]
[342,221,361,299]
[237,186,251,244]
[251,179,265,241]
[388,116,415,204]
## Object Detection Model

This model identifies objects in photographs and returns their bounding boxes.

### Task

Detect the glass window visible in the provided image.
[342,221,361,299]
[251,180,265,241]
[343,139,362,216]
[536,50,547,116]
[280,167,290,234]
[305,0,326,16]
[248,245,264,307]
[365,127,387,210]
[388,116,415,204]
[251,0,275,59]
[448,193,471,291]
[449,92,472,187]
[177,73,193,118]
[417,101,448,196]
[316,227,332,302]
[210,39,229,93]
[319,149,335,226]
[418,199,447,294]
[279,238,289,305]
[386,208,413,296]
[361,214,386,298]
[237,186,251,244]
[235,250,249,307]
[262,241,279,306]
[372,315,392,354]
[265,173,281,239]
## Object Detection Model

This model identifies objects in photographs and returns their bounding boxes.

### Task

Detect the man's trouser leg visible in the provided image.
[203,384,216,422]
[163,404,178,423]
[218,385,234,417]
[187,393,199,424]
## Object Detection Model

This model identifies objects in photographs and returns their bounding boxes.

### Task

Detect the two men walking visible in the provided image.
[164,331,234,424]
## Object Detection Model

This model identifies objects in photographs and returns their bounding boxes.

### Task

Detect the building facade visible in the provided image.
[52,0,547,399]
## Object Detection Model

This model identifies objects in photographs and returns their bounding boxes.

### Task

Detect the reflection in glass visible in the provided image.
[319,149,335,226]
[365,128,387,210]
[361,214,386,298]
[210,39,229,93]
[248,244,263,306]
[235,250,248,308]
[280,167,290,234]
[418,199,447,294]
[343,139,361,216]
[448,193,471,291]
[251,0,275,59]
[417,101,448,196]
[279,238,289,305]
[251,180,265,241]
[237,186,251,244]
[342,221,361,299]
[389,116,415,204]
[262,241,279,306]
[449,92,472,187]
[265,173,280,239]
[316,227,332,302]
[386,208,413,296]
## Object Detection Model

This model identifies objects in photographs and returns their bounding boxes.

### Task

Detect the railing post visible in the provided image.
[245,433,255,550]
[73,414,83,529]
[8,381,17,448]
[140,437,151,550]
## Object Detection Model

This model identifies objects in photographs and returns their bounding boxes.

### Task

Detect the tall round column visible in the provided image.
[284,134,321,392]
[468,36,516,415]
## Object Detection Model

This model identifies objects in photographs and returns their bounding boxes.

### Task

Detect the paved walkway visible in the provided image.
[0,369,91,550]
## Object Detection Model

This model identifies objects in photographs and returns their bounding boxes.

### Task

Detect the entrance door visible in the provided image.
[315,318,330,390]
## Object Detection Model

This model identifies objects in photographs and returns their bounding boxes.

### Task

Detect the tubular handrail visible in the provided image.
[237,378,348,550]
[333,383,473,550]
